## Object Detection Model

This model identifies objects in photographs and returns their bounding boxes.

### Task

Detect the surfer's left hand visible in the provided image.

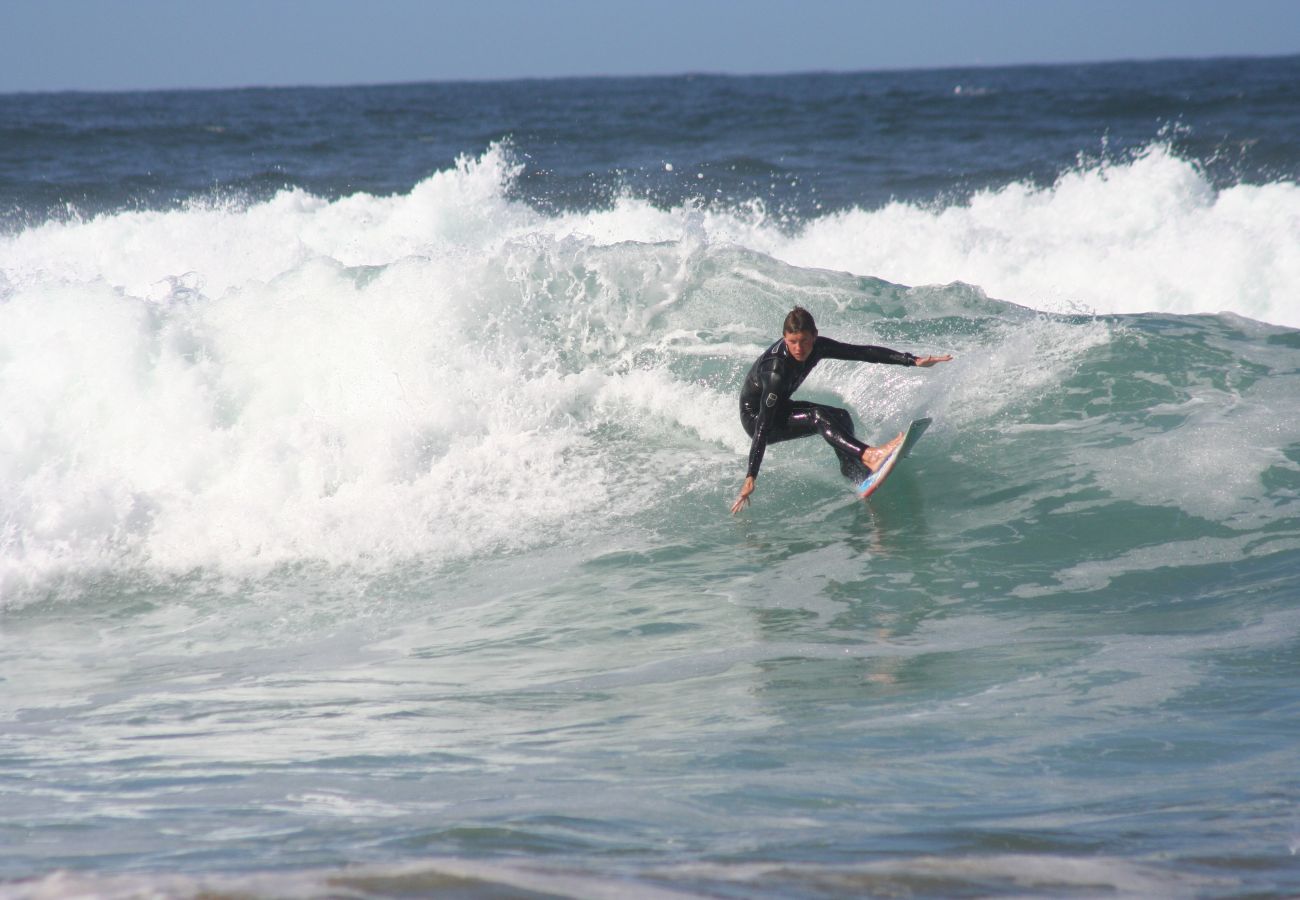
[915,354,953,367]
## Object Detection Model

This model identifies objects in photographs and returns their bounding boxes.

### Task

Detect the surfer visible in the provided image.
[731,306,952,514]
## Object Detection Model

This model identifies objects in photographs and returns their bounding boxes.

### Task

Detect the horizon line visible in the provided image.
[4,51,1296,98]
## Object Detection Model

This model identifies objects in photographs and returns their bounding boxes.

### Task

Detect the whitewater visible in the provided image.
[2,141,1297,590]
[2,57,1299,898]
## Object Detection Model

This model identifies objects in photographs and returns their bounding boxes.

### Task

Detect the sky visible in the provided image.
[3,0,1299,93]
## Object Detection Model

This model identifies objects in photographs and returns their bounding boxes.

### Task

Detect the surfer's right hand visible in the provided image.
[730,476,755,515]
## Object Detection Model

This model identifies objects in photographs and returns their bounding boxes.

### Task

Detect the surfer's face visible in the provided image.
[784,330,815,362]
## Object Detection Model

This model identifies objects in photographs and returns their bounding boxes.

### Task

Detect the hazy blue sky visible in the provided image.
[4,0,1299,93]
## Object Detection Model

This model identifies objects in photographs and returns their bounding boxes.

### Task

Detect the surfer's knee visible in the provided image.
[809,407,842,437]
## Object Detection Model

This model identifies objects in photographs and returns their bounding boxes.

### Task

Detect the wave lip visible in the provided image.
[5,141,1298,327]
[777,144,1300,329]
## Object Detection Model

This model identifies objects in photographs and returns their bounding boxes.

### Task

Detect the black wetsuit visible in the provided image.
[740,336,917,481]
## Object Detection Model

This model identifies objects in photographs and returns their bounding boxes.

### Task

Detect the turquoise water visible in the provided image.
[3,58,1300,897]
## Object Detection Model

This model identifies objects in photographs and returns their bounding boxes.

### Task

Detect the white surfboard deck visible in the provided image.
[855,417,932,500]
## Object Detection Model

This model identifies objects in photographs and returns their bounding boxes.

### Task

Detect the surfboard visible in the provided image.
[855,417,932,500]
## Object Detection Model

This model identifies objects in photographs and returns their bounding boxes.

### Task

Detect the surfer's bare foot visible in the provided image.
[860,432,904,472]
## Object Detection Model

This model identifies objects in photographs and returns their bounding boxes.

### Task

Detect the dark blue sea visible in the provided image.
[2,56,1299,898]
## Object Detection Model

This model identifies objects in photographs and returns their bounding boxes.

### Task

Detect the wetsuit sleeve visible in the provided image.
[745,367,787,480]
[816,337,917,366]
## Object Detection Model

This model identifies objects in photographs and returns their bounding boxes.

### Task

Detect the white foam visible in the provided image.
[0,150,745,599]
[2,143,1296,599]
[776,145,1300,329]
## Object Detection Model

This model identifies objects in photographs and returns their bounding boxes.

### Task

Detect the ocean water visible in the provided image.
[2,56,1299,898]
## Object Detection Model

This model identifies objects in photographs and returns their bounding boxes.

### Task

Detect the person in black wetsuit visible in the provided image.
[731,306,952,514]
